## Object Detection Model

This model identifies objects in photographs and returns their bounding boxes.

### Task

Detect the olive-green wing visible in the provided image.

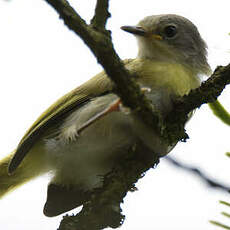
[8,71,113,174]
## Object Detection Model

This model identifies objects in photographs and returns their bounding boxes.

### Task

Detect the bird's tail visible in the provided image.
[0,149,47,198]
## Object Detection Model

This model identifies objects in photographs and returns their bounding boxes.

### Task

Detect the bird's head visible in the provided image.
[121,14,211,75]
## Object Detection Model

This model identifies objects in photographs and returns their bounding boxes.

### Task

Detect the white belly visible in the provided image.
[44,95,136,190]
[43,93,173,191]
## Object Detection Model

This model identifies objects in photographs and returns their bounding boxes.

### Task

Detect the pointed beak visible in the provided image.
[121,26,146,36]
[121,26,163,41]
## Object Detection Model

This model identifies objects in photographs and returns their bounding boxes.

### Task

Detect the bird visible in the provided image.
[0,14,211,217]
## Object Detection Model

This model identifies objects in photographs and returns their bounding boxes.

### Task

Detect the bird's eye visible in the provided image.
[163,25,177,38]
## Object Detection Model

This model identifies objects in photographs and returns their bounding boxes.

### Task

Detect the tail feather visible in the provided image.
[0,148,47,198]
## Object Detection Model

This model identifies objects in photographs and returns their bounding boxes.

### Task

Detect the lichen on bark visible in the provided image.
[42,0,230,229]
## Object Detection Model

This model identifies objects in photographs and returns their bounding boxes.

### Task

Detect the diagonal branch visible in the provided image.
[43,1,162,229]
[164,64,230,144]
[164,156,230,192]
[209,100,230,126]
[44,0,163,138]
[175,64,230,113]
[44,0,230,147]
[44,0,89,39]
[42,1,230,230]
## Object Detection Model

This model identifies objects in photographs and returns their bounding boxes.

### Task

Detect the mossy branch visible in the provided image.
[164,64,230,144]
[58,143,159,230]
[44,0,162,137]
[90,0,111,30]
[43,0,230,229]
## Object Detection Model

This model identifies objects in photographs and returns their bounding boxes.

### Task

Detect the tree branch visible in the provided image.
[176,65,230,113]
[58,142,159,230]
[164,64,230,144]
[42,1,230,229]
[44,0,163,137]
[210,221,230,230]
[164,156,230,192]
[90,0,111,30]
[44,0,89,39]
[209,100,230,126]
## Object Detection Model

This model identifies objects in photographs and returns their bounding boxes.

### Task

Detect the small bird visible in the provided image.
[0,14,211,217]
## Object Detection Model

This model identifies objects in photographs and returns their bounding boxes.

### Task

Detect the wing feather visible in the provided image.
[8,70,114,173]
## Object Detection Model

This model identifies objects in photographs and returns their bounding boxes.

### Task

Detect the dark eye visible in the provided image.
[163,25,177,38]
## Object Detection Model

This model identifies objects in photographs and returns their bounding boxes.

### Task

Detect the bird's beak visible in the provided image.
[121,26,146,36]
[121,26,163,41]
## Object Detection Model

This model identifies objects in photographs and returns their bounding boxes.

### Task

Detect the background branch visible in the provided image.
[210,201,230,229]
[209,100,230,126]
[164,156,230,192]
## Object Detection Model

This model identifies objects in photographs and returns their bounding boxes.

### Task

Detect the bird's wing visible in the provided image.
[8,69,117,174]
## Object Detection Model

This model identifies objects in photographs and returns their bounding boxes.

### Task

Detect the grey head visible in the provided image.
[121,14,211,75]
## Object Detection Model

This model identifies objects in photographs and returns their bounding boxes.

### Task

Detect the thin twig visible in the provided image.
[220,201,230,207]
[210,221,230,230]
[90,0,111,29]
[209,100,230,126]
[165,156,230,192]
[222,212,230,218]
